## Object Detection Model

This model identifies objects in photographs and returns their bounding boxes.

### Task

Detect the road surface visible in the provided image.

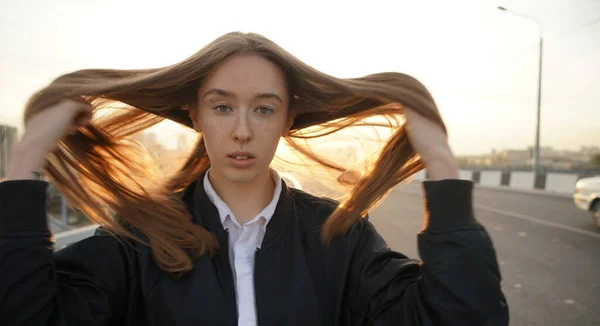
[370,183,600,326]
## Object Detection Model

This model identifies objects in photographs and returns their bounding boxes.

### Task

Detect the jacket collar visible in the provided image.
[203,169,283,228]
[181,172,294,248]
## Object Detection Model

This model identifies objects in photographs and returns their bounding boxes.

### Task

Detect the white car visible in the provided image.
[574,176,600,227]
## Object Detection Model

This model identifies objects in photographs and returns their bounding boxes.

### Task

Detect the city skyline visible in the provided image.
[1,0,598,155]
[127,126,600,159]
[1,106,597,157]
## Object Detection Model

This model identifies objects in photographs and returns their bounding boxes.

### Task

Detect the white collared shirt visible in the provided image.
[203,169,282,326]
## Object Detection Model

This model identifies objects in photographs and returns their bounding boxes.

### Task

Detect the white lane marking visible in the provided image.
[475,204,600,240]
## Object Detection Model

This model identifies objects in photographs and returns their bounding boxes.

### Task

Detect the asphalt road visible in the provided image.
[368,183,600,326]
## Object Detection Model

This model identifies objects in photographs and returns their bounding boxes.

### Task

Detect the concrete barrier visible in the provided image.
[412,170,427,181]
[53,224,99,251]
[479,171,502,187]
[509,171,535,190]
[454,169,580,197]
[546,173,578,194]
[459,170,473,181]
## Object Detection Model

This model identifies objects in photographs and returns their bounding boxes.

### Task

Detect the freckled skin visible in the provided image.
[190,54,291,187]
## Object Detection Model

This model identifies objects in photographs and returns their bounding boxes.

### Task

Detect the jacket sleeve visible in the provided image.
[345,179,509,326]
[0,180,134,326]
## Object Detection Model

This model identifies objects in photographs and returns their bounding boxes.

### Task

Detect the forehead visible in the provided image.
[200,54,288,99]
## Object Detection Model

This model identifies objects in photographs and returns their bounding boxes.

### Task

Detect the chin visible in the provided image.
[221,166,261,184]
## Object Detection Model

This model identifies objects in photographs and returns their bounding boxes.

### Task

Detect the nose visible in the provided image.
[231,111,252,143]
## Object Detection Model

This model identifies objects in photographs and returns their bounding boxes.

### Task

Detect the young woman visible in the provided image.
[0,32,508,325]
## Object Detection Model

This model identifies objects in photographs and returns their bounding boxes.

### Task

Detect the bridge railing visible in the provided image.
[411,169,593,196]
[53,224,99,251]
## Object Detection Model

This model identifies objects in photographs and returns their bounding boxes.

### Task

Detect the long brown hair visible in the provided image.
[24,32,445,274]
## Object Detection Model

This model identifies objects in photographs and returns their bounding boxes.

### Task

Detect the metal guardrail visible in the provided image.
[53,224,99,251]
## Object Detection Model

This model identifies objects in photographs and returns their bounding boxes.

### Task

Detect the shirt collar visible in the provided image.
[203,169,282,227]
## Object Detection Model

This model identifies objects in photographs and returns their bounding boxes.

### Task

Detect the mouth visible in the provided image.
[226,152,256,168]
[227,152,255,160]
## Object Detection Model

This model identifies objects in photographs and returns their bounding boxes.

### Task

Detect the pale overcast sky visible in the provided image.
[1,0,598,155]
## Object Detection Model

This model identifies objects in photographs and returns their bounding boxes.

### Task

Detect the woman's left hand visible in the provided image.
[404,107,459,180]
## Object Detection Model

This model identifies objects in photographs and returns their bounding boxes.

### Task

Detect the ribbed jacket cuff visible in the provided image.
[422,179,477,230]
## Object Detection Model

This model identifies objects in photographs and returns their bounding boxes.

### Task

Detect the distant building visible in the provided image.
[580,146,600,156]
[0,125,18,178]
[506,150,530,167]
[458,145,600,171]
[177,133,189,151]
[456,155,492,168]
[131,131,188,173]
[132,131,163,155]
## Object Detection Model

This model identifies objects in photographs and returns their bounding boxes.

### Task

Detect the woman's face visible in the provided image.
[191,54,291,184]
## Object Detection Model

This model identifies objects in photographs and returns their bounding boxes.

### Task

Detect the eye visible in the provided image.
[214,104,232,113]
[256,106,274,115]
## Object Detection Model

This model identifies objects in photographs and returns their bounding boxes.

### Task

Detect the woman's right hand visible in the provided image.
[5,99,93,181]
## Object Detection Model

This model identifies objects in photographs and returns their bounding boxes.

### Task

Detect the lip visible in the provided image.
[227,152,256,169]
[228,151,255,158]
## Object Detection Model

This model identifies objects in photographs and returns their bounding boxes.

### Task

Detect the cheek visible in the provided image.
[256,123,284,151]
[201,119,229,152]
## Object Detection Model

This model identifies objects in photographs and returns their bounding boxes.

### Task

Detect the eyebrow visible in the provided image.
[202,88,284,104]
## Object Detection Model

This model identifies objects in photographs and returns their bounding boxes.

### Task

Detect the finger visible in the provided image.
[68,96,89,105]
[65,126,79,136]
[403,106,420,121]
[74,114,91,127]
[72,109,92,126]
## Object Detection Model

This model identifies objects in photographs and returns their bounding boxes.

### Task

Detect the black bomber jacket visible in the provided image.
[0,177,509,325]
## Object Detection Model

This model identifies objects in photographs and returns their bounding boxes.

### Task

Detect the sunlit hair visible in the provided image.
[24,32,446,275]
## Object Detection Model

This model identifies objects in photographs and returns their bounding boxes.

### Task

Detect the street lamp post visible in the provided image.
[498,6,544,174]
